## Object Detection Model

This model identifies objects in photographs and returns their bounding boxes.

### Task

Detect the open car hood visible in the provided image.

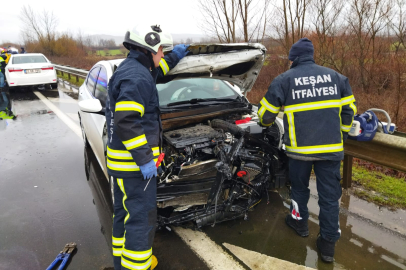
[158,43,266,94]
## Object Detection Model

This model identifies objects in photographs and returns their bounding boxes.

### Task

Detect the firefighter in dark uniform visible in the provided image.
[0,92,15,120]
[0,49,7,90]
[258,38,356,263]
[106,25,189,270]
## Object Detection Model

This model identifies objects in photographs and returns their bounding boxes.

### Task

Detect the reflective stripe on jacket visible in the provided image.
[106,49,180,177]
[0,56,5,72]
[258,55,356,160]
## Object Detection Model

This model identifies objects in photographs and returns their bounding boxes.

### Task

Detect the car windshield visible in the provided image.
[157,78,239,106]
[12,55,47,64]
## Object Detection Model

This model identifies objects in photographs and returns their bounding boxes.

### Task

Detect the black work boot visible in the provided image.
[316,235,335,263]
[285,214,309,237]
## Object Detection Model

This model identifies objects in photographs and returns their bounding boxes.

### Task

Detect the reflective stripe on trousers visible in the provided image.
[111,176,157,270]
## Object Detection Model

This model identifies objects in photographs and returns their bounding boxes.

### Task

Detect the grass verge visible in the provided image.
[350,164,406,209]
[57,73,85,87]
[96,49,124,56]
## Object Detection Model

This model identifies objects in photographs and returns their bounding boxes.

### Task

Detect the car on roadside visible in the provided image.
[78,43,289,229]
[5,53,57,89]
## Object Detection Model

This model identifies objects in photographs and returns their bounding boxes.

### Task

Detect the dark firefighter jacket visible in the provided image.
[258,55,357,161]
[106,49,180,177]
[0,54,6,72]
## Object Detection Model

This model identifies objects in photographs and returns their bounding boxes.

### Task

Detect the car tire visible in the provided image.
[79,116,90,149]
[84,147,90,180]
[50,83,58,89]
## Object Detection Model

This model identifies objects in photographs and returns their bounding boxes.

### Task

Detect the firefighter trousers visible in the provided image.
[289,158,342,242]
[111,176,157,270]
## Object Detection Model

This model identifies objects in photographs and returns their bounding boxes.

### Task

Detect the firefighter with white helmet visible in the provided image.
[106,24,189,270]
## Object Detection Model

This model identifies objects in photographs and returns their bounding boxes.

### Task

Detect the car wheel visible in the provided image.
[50,83,58,89]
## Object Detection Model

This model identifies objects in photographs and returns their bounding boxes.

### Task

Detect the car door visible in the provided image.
[79,66,101,160]
[90,65,109,176]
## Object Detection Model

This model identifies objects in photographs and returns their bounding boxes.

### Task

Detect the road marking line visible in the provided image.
[173,227,246,270]
[66,113,79,122]
[223,243,313,270]
[47,97,78,104]
[33,91,81,138]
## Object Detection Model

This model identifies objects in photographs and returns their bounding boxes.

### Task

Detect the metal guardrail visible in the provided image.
[343,132,406,188]
[53,64,89,82]
[54,64,406,189]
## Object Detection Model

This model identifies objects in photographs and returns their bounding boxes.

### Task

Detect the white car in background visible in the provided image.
[5,53,57,89]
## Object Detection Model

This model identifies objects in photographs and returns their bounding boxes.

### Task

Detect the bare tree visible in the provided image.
[198,0,269,43]
[76,29,85,52]
[271,0,311,55]
[199,0,240,42]
[238,0,270,42]
[390,0,406,51]
[347,0,392,93]
[83,35,95,55]
[310,0,346,69]
[389,0,406,123]
[20,5,58,56]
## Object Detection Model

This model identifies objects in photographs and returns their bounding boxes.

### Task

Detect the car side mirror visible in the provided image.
[79,99,105,115]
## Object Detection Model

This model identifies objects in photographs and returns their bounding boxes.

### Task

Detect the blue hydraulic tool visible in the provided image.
[46,242,76,270]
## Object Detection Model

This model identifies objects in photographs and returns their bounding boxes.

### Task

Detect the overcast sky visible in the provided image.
[0,0,205,44]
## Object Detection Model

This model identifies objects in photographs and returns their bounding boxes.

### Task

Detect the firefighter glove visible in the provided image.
[139,159,157,180]
[172,44,190,60]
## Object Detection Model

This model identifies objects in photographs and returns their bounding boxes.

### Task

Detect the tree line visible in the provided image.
[199,0,406,130]
[15,2,406,130]
[18,5,123,57]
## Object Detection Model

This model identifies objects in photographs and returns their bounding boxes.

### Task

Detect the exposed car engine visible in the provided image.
[156,115,289,228]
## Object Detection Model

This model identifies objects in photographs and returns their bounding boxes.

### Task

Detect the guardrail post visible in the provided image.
[342,155,353,189]
[61,71,64,76]
[75,75,79,82]
[68,73,71,80]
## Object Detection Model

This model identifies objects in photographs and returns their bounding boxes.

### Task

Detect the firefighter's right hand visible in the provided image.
[139,160,158,180]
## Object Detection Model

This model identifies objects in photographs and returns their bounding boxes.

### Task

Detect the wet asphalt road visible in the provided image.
[0,83,406,270]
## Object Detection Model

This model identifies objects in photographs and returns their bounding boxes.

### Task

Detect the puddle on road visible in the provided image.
[40,89,78,100]
[201,191,406,269]
[4,85,78,118]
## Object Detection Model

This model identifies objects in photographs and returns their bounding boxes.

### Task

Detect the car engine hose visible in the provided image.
[211,119,245,137]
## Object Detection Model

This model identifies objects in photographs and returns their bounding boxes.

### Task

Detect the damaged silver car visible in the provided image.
[78,43,289,229]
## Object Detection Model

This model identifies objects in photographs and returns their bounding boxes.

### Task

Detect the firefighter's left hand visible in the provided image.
[139,160,158,180]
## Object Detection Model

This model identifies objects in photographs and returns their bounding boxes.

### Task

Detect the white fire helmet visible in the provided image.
[123,24,173,55]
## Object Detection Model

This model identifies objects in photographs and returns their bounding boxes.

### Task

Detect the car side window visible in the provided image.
[95,66,108,107]
[86,67,100,96]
